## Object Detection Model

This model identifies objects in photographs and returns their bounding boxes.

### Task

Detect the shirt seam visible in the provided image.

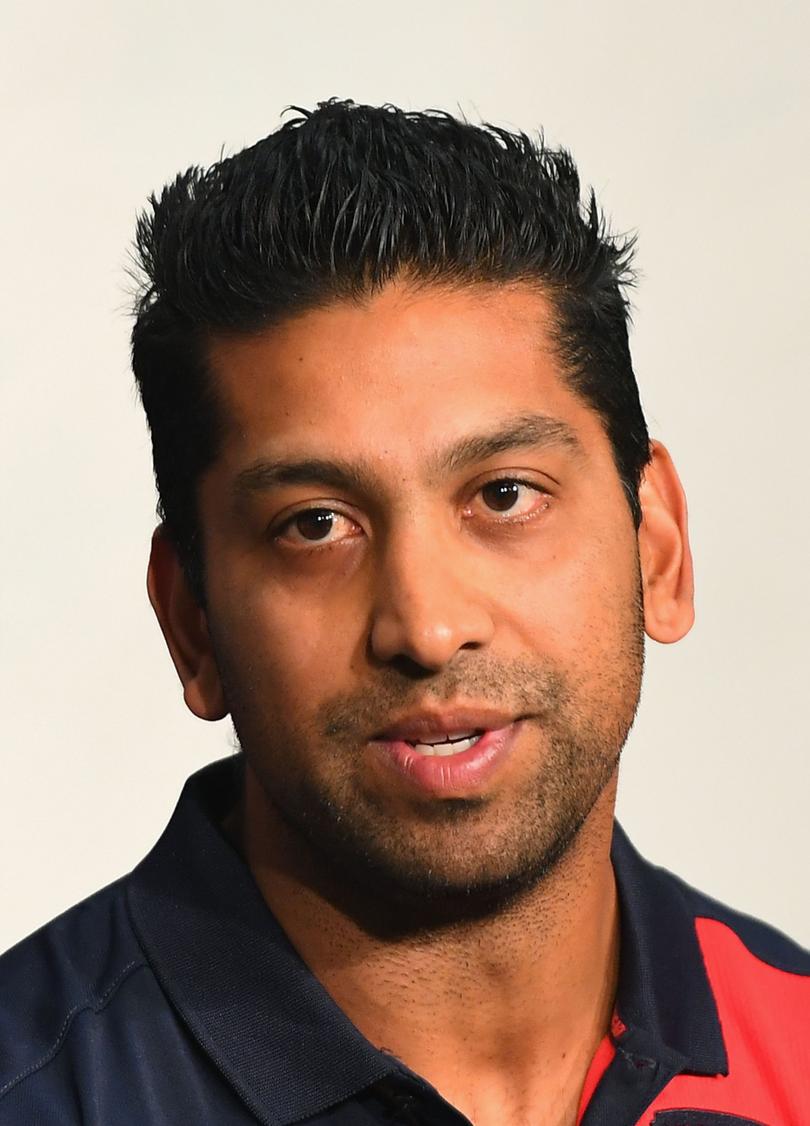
[0,959,146,1101]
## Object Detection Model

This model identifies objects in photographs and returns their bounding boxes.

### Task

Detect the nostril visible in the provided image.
[388,654,442,680]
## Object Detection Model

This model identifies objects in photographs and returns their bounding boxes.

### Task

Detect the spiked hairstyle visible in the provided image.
[132,99,649,603]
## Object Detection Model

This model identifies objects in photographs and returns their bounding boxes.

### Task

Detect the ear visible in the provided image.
[146,527,228,720]
[638,440,695,644]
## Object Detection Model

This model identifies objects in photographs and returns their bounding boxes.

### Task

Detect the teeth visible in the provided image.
[409,733,483,757]
[414,730,477,744]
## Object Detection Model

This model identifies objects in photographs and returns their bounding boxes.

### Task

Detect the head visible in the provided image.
[136,101,693,920]
[134,100,649,604]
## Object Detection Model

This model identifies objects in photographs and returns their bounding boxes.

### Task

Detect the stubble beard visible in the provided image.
[212,576,645,928]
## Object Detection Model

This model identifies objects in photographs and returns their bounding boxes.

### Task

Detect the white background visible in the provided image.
[2,0,808,953]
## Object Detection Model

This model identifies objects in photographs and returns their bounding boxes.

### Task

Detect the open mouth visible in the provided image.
[404,731,485,757]
[371,721,523,797]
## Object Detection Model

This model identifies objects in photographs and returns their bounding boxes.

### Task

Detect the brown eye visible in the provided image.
[292,509,336,541]
[481,479,523,512]
[274,507,362,549]
[470,477,550,523]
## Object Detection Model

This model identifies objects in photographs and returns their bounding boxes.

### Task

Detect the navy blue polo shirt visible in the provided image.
[2,755,808,1125]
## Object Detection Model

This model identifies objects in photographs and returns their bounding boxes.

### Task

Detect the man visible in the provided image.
[1,100,807,1126]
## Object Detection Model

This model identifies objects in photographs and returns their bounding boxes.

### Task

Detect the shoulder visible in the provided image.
[666,868,810,1050]
[631,863,810,1122]
[681,877,810,976]
[0,877,149,1115]
[615,821,810,981]
[663,865,810,977]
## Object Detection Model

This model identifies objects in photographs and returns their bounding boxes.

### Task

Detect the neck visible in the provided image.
[232,766,620,1126]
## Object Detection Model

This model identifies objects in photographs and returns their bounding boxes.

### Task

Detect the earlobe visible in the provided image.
[146,527,228,721]
[638,441,695,644]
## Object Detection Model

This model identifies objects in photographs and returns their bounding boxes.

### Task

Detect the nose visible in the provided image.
[368,522,496,672]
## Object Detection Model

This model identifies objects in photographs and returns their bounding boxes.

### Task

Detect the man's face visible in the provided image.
[198,282,645,907]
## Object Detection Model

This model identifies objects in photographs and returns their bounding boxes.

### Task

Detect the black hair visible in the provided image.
[132,99,649,603]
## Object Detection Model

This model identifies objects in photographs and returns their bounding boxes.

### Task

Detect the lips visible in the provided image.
[373,707,519,744]
[369,709,525,797]
[404,731,484,757]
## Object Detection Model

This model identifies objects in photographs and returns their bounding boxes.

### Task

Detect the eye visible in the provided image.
[473,477,550,520]
[274,507,361,547]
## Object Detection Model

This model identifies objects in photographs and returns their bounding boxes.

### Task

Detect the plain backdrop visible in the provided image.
[2,0,808,954]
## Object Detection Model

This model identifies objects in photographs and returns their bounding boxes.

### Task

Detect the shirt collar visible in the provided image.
[127,755,395,1125]
[128,756,727,1126]
[610,823,727,1075]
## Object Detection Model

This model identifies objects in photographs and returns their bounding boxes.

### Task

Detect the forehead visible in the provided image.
[205,282,607,474]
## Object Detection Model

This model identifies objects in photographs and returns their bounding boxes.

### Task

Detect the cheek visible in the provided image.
[504,532,640,656]
[217,579,360,704]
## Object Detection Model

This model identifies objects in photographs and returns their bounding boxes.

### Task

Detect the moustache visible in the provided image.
[319,656,567,741]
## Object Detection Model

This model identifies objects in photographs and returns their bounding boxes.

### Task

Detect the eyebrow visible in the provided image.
[232,413,584,500]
